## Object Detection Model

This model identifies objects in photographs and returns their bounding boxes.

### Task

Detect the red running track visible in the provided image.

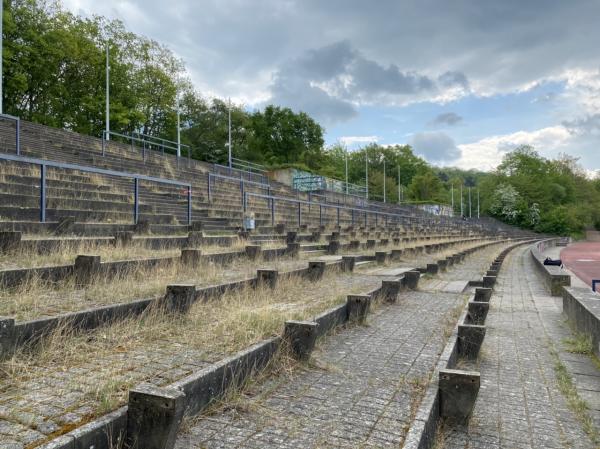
[560,241,600,288]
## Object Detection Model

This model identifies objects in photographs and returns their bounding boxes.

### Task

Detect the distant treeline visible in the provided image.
[3,1,598,235]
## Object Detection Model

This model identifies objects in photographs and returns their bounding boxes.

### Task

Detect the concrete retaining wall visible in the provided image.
[563,286,600,356]
[530,239,571,296]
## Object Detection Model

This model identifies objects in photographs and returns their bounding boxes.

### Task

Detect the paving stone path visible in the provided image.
[444,245,600,449]
[173,246,506,449]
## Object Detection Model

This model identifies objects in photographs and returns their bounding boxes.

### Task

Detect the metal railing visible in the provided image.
[213,162,269,184]
[207,172,271,206]
[0,113,21,155]
[242,192,451,229]
[231,157,267,176]
[0,153,192,225]
[102,130,192,166]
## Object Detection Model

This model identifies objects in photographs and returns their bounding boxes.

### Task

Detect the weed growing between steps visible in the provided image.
[0,252,303,320]
[0,268,379,426]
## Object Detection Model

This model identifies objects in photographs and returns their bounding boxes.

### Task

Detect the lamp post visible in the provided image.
[105,43,110,140]
[460,184,463,217]
[383,158,386,203]
[345,151,349,195]
[469,187,472,218]
[451,184,454,215]
[365,148,369,200]
[477,189,480,219]
[0,0,3,114]
[228,98,232,168]
[176,94,181,158]
[397,166,401,204]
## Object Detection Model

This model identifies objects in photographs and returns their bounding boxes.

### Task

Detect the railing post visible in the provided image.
[134,177,139,225]
[142,141,146,163]
[240,180,245,207]
[39,164,46,223]
[298,202,301,227]
[207,174,212,203]
[15,118,20,156]
[337,207,340,226]
[187,186,192,225]
[319,205,322,226]
[271,198,275,227]
[365,211,367,227]
[101,130,106,157]
[352,209,355,225]
[375,213,378,226]
[243,191,247,213]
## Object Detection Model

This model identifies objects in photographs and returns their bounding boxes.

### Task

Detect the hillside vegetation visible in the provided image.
[2,0,599,236]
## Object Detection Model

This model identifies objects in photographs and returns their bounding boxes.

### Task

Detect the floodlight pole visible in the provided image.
[451,184,454,214]
[228,98,232,168]
[0,0,3,114]
[383,158,386,203]
[397,166,401,204]
[477,189,480,219]
[345,151,349,194]
[460,184,463,217]
[365,149,369,200]
[176,94,181,158]
[105,44,110,141]
[469,187,472,218]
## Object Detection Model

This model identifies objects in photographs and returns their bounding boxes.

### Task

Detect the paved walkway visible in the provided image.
[444,245,600,449]
[174,246,506,448]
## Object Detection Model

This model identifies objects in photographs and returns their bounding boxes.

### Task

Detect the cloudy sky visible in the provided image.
[64,0,600,171]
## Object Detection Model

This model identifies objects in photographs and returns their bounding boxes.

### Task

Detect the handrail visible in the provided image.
[213,163,269,184]
[242,191,453,228]
[0,153,192,225]
[0,113,21,155]
[102,130,192,167]
[207,172,271,205]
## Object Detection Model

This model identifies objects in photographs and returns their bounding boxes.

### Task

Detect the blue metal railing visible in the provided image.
[0,153,192,225]
[0,114,21,155]
[242,191,449,229]
[102,130,192,166]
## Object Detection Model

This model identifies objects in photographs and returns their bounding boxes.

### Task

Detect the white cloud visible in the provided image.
[455,126,572,171]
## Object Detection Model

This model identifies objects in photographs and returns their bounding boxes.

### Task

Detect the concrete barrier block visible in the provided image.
[115,231,134,247]
[486,269,498,277]
[306,261,326,281]
[375,251,388,265]
[284,320,318,360]
[380,238,389,246]
[74,255,101,286]
[257,270,278,289]
[346,295,371,324]
[467,301,489,325]
[474,288,492,303]
[181,248,202,266]
[381,280,402,302]
[427,263,439,275]
[366,239,376,249]
[245,245,262,260]
[439,369,480,424]
[134,219,150,235]
[286,231,297,244]
[392,238,400,245]
[403,271,420,290]
[330,231,340,241]
[126,384,185,449]
[187,231,203,247]
[286,242,300,257]
[437,259,448,271]
[457,324,486,360]
[391,249,403,261]
[0,231,22,253]
[349,240,360,250]
[0,317,16,361]
[341,256,356,272]
[311,231,321,242]
[482,275,496,288]
[275,223,286,234]
[162,284,197,313]
[328,240,340,255]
